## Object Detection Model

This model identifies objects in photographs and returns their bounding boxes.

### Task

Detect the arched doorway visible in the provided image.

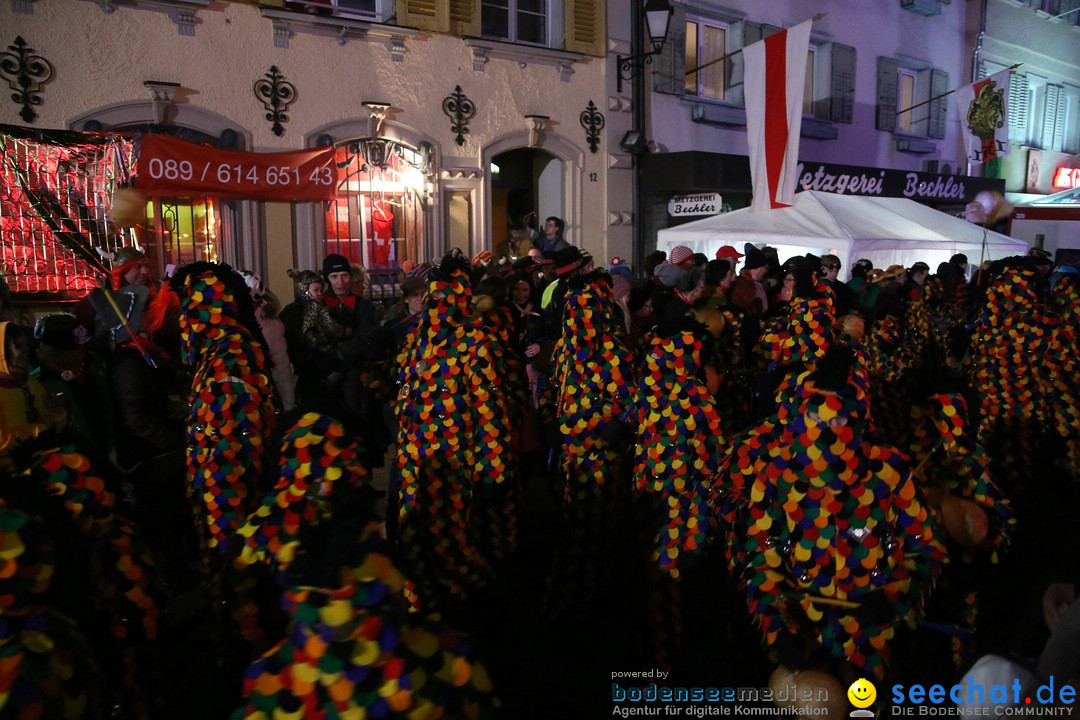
[490,147,563,259]
[483,131,582,257]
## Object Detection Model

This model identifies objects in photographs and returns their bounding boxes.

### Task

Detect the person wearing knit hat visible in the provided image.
[655,245,695,288]
[729,244,770,318]
[321,252,352,281]
[609,256,634,281]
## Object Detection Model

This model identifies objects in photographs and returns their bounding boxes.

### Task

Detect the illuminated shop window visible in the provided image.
[322,138,431,301]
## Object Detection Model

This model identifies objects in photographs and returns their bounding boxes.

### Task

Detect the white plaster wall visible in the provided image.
[1,1,614,281]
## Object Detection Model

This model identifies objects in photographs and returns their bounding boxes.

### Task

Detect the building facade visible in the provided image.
[0,0,610,302]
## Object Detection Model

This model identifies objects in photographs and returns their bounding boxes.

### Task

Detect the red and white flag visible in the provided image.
[744,19,813,211]
[955,70,1011,164]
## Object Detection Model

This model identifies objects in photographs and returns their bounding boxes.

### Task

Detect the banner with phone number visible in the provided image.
[136,134,338,201]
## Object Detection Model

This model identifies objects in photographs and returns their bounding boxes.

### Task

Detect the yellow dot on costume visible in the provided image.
[319,600,352,627]
[352,639,379,665]
[794,544,812,562]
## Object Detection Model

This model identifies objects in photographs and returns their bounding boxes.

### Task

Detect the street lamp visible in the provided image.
[616,0,674,93]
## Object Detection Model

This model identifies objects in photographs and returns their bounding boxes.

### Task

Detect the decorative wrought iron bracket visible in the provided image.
[579,100,604,153]
[442,85,475,147]
[616,50,658,94]
[254,65,296,137]
[0,36,54,123]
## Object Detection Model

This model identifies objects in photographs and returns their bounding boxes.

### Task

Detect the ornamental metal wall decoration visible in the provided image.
[0,36,54,123]
[580,100,604,154]
[442,85,475,147]
[253,65,296,137]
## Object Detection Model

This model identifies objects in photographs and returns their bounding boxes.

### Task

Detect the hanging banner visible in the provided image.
[955,70,1011,164]
[136,134,338,201]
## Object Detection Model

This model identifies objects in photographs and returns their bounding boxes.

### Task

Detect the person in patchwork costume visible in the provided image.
[234,413,498,720]
[541,271,637,619]
[718,345,945,680]
[169,263,276,566]
[628,317,725,671]
[393,250,512,609]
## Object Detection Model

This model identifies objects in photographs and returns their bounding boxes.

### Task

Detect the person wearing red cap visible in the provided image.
[715,245,744,264]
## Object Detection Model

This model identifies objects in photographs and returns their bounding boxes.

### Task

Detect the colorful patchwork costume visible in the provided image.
[234,413,498,720]
[718,347,945,678]
[629,320,725,669]
[393,251,512,608]
[542,272,637,618]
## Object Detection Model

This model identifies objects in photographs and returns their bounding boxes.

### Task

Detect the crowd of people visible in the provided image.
[0,227,1078,718]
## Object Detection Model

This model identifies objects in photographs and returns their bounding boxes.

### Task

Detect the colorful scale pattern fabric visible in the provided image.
[176,265,276,554]
[542,274,637,618]
[236,522,499,720]
[906,394,1014,669]
[468,303,524,565]
[393,257,510,607]
[1048,274,1080,477]
[630,330,725,579]
[718,363,945,678]
[26,445,161,717]
[969,266,1061,505]
[236,413,370,577]
[864,313,913,448]
[755,288,835,374]
[629,329,725,670]
[707,303,750,437]
[0,504,104,719]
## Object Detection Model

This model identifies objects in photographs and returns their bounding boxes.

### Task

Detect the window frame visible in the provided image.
[480,0,550,48]
[683,14,730,101]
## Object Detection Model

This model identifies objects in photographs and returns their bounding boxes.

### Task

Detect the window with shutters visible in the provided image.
[482,0,547,45]
[684,16,728,100]
[876,56,947,139]
[1063,85,1080,154]
[897,68,919,133]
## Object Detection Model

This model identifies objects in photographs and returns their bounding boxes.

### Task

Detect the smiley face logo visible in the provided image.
[847,678,877,709]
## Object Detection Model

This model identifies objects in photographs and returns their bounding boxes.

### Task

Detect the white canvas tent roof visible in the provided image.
[656,190,1029,275]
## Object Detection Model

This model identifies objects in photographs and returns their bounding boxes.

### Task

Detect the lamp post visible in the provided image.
[616,0,672,276]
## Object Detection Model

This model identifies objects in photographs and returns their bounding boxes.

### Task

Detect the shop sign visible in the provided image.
[1052,166,1080,190]
[668,193,722,216]
[136,134,338,201]
[794,162,1000,203]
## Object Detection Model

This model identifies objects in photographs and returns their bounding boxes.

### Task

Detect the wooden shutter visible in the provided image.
[652,3,686,95]
[829,43,856,123]
[564,0,605,57]
[928,68,949,138]
[396,0,449,31]
[1008,72,1029,143]
[1044,83,1064,150]
[449,0,480,36]
[726,20,756,106]
[876,56,899,132]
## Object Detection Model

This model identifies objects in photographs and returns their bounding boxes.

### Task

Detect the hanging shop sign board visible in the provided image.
[136,134,338,201]
[669,193,723,216]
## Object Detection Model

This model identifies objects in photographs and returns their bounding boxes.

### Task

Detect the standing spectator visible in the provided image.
[654,245,695,288]
[905,261,930,301]
[0,322,64,439]
[534,216,570,255]
[322,253,391,464]
[729,244,770,318]
[820,254,856,317]
[240,270,296,414]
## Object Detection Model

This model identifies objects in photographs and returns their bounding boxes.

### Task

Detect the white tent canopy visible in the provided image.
[656,190,1029,276]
